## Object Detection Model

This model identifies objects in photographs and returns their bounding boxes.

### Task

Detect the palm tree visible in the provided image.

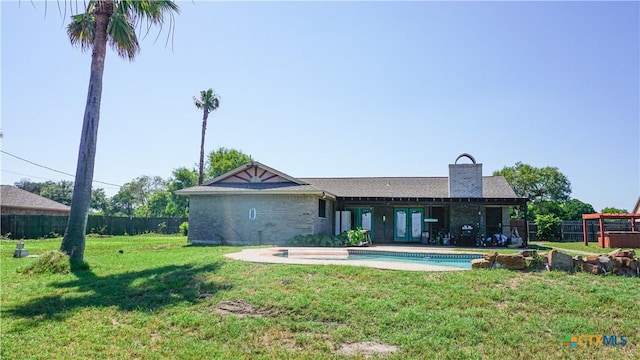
[193,89,220,185]
[60,0,180,262]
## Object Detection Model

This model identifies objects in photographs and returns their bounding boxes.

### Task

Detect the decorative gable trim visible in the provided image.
[204,161,307,185]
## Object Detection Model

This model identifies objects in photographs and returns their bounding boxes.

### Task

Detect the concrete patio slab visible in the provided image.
[224,245,485,272]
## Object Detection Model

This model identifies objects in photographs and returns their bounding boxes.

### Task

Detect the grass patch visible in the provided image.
[531,241,633,255]
[2,236,639,359]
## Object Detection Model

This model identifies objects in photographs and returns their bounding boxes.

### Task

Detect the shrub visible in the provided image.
[286,234,343,247]
[535,214,561,241]
[179,221,189,236]
[346,228,366,245]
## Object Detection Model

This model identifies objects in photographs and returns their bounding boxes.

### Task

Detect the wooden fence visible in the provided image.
[527,220,634,242]
[1,215,188,239]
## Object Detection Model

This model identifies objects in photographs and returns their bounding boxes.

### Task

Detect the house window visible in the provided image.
[318,199,326,218]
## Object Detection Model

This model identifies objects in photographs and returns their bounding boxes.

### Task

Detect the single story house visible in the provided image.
[177,154,528,246]
[0,185,71,216]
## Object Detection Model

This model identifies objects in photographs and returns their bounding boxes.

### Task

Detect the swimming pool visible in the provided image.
[276,249,483,269]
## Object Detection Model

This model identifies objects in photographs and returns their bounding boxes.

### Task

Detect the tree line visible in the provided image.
[15,148,252,219]
[493,162,628,240]
[493,162,627,220]
[19,157,627,222]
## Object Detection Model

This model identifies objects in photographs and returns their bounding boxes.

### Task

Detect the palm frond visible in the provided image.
[66,0,179,60]
[194,89,220,112]
[67,12,95,53]
[107,12,139,60]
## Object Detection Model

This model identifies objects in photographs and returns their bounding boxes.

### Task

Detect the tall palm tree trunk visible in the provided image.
[61,0,112,262]
[198,110,209,185]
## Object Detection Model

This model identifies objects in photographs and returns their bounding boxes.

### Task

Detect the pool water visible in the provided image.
[277,250,483,269]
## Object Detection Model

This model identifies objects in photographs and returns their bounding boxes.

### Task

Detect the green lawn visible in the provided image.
[2,236,638,359]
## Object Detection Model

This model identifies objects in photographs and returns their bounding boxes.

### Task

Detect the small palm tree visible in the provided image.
[61,0,180,262]
[193,89,220,185]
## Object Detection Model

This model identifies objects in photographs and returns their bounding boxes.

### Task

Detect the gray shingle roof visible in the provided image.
[177,176,518,199]
[0,185,71,212]
[176,182,325,195]
[301,176,518,198]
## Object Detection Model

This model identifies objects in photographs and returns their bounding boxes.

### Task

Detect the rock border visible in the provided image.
[472,248,638,276]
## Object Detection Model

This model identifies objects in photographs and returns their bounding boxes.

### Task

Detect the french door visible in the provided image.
[394,208,423,242]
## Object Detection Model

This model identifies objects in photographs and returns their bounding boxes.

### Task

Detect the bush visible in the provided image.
[179,221,188,236]
[346,228,366,246]
[286,234,343,247]
[535,214,561,241]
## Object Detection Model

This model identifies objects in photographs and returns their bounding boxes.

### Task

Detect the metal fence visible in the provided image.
[1,215,188,239]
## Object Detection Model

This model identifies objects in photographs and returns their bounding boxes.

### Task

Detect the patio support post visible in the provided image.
[523,205,529,247]
[583,217,588,246]
[599,217,605,248]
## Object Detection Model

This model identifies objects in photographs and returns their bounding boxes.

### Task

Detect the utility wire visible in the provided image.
[1,150,122,188]
[1,169,121,190]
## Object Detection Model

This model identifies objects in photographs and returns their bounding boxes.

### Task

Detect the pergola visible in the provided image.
[582,213,640,246]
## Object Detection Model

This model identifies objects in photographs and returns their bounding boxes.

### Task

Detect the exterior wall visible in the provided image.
[315,199,334,237]
[449,204,483,237]
[188,194,333,245]
[501,206,511,236]
[448,163,483,197]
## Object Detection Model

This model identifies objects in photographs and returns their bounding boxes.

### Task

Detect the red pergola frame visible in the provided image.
[582,213,640,246]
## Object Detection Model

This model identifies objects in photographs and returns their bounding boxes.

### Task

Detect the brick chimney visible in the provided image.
[448,153,483,197]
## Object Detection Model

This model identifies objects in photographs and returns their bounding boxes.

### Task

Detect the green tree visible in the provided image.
[166,167,198,218]
[601,207,628,214]
[206,147,253,180]
[61,0,180,262]
[40,180,74,206]
[110,175,166,217]
[494,162,571,204]
[145,190,172,217]
[15,179,107,212]
[494,162,571,224]
[90,188,111,214]
[532,201,564,219]
[194,89,221,185]
[562,199,596,221]
[14,179,50,194]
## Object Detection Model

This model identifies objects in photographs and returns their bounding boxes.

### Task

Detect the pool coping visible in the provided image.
[224,245,486,272]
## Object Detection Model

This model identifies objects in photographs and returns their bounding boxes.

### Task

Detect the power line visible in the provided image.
[1,169,121,190]
[1,150,122,188]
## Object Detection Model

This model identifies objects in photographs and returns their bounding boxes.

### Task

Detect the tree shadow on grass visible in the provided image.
[6,261,230,329]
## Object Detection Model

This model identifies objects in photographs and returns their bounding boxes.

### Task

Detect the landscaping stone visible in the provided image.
[495,254,526,270]
[584,255,600,264]
[598,255,614,272]
[548,250,574,271]
[609,249,635,258]
[483,252,498,267]
[520,249,537,257]
[476,248,638,277]
[581,261,601,275]
[471,258,492,269]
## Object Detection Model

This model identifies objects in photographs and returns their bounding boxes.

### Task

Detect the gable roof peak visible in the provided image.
[204,162,307,185]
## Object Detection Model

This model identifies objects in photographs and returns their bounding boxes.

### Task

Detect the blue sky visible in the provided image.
[1,1,638,212]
